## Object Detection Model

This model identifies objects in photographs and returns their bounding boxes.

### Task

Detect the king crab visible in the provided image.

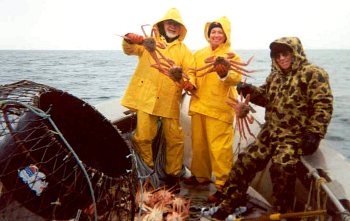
[226,87,255,141]
[122,24,167,72]
[195,52,255,78]
[150,56,197,97]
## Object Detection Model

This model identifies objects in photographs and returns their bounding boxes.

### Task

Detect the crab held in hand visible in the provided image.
[122,24,167,72]
[226,88,255,141]
[195,52,256,78]
[150,56,197,97]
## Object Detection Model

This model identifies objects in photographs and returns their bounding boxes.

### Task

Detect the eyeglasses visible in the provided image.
[165,20,180,27]
[273,51,292,59]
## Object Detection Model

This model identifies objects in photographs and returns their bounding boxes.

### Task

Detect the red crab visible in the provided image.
[150,56,197,97]
[226,87,255,141]
[122,24,167,72]
[195,52,255,78]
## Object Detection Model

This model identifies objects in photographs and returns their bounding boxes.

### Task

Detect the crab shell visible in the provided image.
[143,38,157,53]
[169,67,184,82]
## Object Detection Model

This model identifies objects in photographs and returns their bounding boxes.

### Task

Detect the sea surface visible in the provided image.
[1,50,349,160]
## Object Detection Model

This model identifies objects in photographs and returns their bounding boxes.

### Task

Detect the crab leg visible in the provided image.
[243,117,255,139]
[247,114,254,124]
[225,52,236,59]
[155,49,173,67]
[193,63,215,72]
[237,117,247,141]
[229,56,254,66]
[244,94,251,104]
[204,55,217,63]
[150,63,171,78]
[229,65,255,78]
[197,68,217,77]
[141,24,152,37]
[229,63,256,74]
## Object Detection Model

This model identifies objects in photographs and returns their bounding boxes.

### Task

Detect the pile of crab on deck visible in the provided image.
[134,180,191,220]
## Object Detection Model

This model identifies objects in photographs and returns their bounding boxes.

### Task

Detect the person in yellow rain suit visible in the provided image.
[121,8,195,188]
[183,16,242,202]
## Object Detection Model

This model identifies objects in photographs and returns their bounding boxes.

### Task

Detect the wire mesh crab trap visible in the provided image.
[0,80,137,220]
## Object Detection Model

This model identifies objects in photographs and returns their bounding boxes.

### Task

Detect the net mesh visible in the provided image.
[0,80,137,220]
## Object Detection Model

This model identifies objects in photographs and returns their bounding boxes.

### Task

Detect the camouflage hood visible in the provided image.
[269,37,309,74]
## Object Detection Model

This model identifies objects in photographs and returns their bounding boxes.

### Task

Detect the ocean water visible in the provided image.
[1,50,349,160]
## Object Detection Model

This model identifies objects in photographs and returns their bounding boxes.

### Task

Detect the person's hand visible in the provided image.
[236,82,253,97]
[124,33,144,44]
[182,81,195,92]
[300,132,321,155]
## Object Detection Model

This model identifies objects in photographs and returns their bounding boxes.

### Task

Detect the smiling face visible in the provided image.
[209,27,226,50]
[163,19,181,39]
[274,51,293,71]
[270,44,293,72]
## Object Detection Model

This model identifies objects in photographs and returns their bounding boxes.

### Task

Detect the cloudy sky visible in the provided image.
[1,0,350,50]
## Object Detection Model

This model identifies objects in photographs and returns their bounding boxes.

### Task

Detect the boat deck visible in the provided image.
[177,181,271,220]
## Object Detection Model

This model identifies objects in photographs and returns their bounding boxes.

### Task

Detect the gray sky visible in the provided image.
[1,0,350,50]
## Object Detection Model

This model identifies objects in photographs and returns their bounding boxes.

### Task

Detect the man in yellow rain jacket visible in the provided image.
[184,16,242,202]
[121,8,195,187]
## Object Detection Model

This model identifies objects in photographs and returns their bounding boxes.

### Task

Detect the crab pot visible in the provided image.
[0,82,134,220]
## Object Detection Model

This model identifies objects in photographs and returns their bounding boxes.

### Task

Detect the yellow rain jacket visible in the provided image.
[189,16,243,188]
[121,8,195,119]
[121,8,195,177]
[189,16,242,123]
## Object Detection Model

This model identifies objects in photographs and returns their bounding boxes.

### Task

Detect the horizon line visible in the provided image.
[1,48,349,51]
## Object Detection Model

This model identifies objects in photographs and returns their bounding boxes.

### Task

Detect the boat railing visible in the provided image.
[301,157,350,221]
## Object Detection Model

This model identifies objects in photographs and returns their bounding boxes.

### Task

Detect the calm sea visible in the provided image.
[1,50,349,160]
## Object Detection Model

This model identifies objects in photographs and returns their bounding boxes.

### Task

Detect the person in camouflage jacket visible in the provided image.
[210,36,334,219]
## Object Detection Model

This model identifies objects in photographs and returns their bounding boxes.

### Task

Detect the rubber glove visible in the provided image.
[124,33,144,44]
[182,80,195,92]
[236,82,253,97]
[300,132,321,155]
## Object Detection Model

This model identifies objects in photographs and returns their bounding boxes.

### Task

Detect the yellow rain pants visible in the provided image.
[190,113,234,189]
[133,110,184,176]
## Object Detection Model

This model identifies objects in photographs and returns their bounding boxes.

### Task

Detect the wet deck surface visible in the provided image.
[178,181,271,221]
[178,181,215,220]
